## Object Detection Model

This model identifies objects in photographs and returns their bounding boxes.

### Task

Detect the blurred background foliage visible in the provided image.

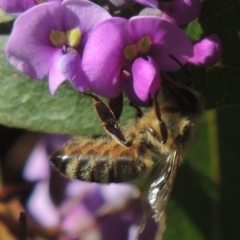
[0,0,240,239]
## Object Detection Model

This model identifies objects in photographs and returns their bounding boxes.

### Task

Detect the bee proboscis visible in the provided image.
[50,78,203,225]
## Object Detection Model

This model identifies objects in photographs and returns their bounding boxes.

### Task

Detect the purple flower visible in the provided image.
[108,0,201,26]
[22,134,159,239]
[82,16,221,105]
[5,0,111,95]
[83,16,193,104]
[187,34,222,67]
[159,0,201,26]
[0,0,62,14]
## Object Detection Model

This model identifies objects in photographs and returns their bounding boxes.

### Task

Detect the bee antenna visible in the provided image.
[169,54,193,86]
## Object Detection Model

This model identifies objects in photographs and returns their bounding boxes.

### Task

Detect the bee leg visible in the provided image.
[153,94,168,144]
[129,102,143,118]
[84,93,132,147]
[108,93,123,121]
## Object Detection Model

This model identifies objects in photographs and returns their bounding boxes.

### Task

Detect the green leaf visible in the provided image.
[0,35,136,135]
[164,106,240,240]
[1,0,240,133]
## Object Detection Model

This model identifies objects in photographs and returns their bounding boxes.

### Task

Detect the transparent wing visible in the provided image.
[148,150,180,221]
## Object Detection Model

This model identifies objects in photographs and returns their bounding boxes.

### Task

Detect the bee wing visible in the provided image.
[148,150,180,221]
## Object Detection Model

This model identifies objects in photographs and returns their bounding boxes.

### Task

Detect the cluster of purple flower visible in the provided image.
[0,0,222,239]
[3,0,221,106]
[22,134,159,239]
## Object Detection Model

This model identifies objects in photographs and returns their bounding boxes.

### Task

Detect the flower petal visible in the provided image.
[187,34,222,67]
[0,0,63,14]
[22,136,50,181]
[5,2,80,79]
[64,0,111,45]
[100,184,137,203]
[49,49,66,95]
[128,16,194,71]
[124,57,161,106]
[26,181,60,227]
[61,204,101,238]
[45,134,69,155]
[65,181,98,198]
[58,51,88,92]
[135,0,158,8]
[138,216,159,240]
[82,18,130,98]
[0,0,35,14]
[160,0,201,26]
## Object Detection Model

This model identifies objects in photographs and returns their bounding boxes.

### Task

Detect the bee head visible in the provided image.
[161,79,204,117]
[145,79,203,151]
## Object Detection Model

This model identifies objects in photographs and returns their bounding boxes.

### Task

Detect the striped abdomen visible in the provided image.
[50,138,151,183]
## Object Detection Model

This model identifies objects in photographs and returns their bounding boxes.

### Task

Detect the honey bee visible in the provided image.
[50,78,203,223]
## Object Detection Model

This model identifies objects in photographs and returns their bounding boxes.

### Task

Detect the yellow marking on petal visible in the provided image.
[67,28,82,48]
[137,36,152,55]
[124,36,152,61]
[49,30,67,47]
[124,44,138,61]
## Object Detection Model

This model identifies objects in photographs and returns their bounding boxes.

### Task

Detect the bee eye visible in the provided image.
[175,126,191,143]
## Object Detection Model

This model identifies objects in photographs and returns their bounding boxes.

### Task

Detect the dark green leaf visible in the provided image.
[0,35,135,135]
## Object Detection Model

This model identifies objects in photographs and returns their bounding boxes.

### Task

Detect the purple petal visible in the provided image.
[83,187,105,213]
[124,57,161,106]
[82,18,131,98]
[100,184,137,203]
[61,204,101,238]
[49,49,66,95]
[0,0,62,14]
[160,0,201,26]
[57,51,89,92]
[5,2,80,79]
[45,134,69,155]
[26,181,60,227]
[135,0,158,8]
[22,136,50,181]
[65,181,99,198]
[128,16,194,71]
[0,0,35,14]
[187,34,222,67]
[101,215,132,240]
[128,224,139,240]
[83,16,193,98]
[138,215,159,240]
[64,0,111,45]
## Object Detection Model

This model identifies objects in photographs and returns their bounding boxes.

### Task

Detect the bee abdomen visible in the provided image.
[50,141,148,183]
